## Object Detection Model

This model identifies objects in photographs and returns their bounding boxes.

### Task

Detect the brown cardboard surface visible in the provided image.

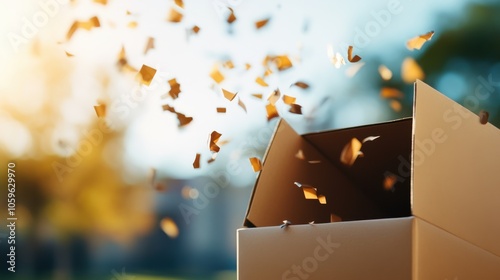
[245,120,383,227]
[413,218,500,279]
[412,80,500,258]
[238,217,412,280]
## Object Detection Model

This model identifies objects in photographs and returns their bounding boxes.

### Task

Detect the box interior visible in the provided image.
[303,118,413,219]
[244,118,413,227]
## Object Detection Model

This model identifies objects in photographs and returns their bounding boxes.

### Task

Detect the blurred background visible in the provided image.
[0,0,499,279]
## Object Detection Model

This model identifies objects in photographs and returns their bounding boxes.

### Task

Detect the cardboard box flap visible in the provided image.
[413,217,500,279]
[412,80,500,258]
[303,118,413,219]
[245,120,383,227]
[238,217,413,280]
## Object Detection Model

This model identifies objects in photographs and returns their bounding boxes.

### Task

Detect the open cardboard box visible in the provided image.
[237,80,500,279]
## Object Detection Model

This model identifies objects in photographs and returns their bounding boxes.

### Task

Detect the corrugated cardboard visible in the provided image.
[238,80,500,279]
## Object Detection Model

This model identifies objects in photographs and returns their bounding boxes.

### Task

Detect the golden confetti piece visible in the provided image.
[292,81,309,89]
[245,63,252,70]
[251,93,263,99]
[345,62,365,78]
[222,88,237,101]
[330,53,346,68]
[155,182,167,192]
[94,104,106,118]
[193,153,201,169]
[479,110,489,124]
[210,65,225,84]
[302,187,318,200]
[262,55,272,66]
[144,37,155,54]
[160,217,179,238]
[163,105,193,127]
[390,100,402,112]
[340,138,362,166]
[238,98,247,113]
[168,78,181,99]
[266,103,279,121]
[181,186,190,199]
[162,104,175,112]
[384,173,398,191]
[362,136,380,143]
[406,31,434,50]
[216,107,226,113]
[217,139,230,146]
[273,55,293,71]
[318,195,327,205]
[294,182,318,199]
[378,65,393,80]
[137,64,157,86]
[117,46,126,65]
[255,18,270,29]
[280,220,292,228]
[227,7,236,23]
[249,157,262,172]
[207,153,218,164]
[264,68,273,76]
[186,186,200,199]
[94,0,107,4]
[86,16,101,27]
[347,45,362,62]
[255,77,268,87]
[167,7,183,23]
[176,113,193,127]
[127,21,138,28]
[330,213,342,223]
[66,16,101,40]
[192,25,201,34]
[380,87,404,99]
[295,149,305,160]
[174,0,184,8]
[332,52,346,68]
[401,57,424,83]
[182,186,198,199]
[282,95,296,105]
[327,44,345,68]
[289,104,302,115]
[65,51,74,57]
[296,149,320,163]
[116,46,137,72]
[223,60,234,69]
[189,188,199,199]
[208,131,222,153]
[267,88,281,105]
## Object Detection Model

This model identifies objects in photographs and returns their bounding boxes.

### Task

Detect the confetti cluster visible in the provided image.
[62,2,440,232]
